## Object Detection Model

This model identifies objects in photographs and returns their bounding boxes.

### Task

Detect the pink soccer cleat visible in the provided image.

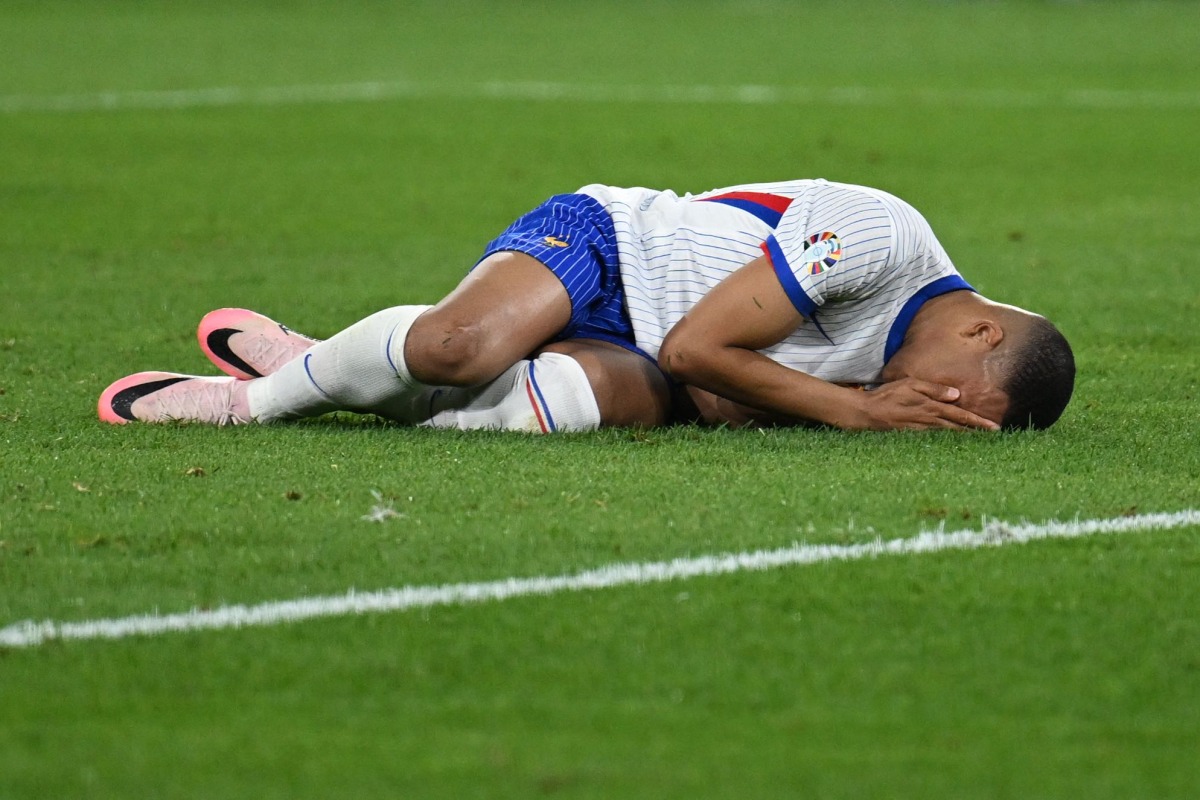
[98,371,251,425]
[197,308,318,380]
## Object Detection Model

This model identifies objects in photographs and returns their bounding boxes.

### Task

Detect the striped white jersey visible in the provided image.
[576,179,971,385]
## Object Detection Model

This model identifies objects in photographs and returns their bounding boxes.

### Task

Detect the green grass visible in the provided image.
[2,1,1199,797]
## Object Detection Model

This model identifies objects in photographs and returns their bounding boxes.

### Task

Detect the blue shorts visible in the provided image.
[478,194,650,360]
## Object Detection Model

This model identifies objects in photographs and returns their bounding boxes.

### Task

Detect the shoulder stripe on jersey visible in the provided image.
[698,191,793,229]
[884,275,976,363]
[762,235,817,318]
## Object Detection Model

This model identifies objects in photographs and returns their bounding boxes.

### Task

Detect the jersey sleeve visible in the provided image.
[759,189,898,318]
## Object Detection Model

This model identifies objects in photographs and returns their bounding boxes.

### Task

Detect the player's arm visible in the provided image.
[683,384,867,428]
[679,385,789,428]
[658,255,999,431]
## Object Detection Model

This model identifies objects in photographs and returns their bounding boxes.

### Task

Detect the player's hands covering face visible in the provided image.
[852,378,999,431]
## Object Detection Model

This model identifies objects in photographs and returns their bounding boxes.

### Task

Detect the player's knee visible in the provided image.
[405,317,499,386]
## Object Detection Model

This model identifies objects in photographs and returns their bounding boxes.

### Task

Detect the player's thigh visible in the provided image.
[405,251,572,386]
[540,339,671,428]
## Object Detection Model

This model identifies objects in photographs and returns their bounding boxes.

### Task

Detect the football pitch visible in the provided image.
[2,1,1198,796]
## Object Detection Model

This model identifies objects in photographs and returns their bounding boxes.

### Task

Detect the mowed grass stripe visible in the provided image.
[4,509,1197,649]
[3,80,1200,115]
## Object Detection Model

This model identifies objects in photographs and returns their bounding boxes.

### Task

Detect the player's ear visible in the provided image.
[964,320,1004,349]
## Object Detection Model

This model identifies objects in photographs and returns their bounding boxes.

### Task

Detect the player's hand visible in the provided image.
[849,378,1000,431]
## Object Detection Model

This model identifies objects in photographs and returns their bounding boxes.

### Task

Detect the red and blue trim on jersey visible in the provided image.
[760,234,817,318]
[761,234,833,342]
[697,191,794,229]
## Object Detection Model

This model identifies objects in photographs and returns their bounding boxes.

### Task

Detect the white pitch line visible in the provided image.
[2,509,1197,650]
[2,80,1200,115]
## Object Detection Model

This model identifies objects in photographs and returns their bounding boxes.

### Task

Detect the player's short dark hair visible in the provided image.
[999,317,1075,430]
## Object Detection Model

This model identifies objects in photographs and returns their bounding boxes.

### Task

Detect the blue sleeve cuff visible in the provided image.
[763,235,818,318]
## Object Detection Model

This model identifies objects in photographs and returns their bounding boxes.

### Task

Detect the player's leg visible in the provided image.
[236,251,570,422]
[540,339,670,428]
[412,198,661,431]
[195,309,666,431]
[99,333,663,432]
[197,252,571,387]
[404,252,571,386]
[99,194,617,426]
[98,254,581,425]
[422,338,670,431]
[231,192,618,423]
[196,308,763,430]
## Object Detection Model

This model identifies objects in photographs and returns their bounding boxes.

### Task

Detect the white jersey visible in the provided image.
[576,179,971,385]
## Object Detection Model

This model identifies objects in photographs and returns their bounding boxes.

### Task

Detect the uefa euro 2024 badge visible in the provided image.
[800,232,843,275]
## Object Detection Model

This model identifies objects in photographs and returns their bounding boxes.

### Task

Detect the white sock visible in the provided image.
[422,352,601,433]
[246,305,432,422]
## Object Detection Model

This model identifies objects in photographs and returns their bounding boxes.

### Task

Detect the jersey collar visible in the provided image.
[883,276,975,364]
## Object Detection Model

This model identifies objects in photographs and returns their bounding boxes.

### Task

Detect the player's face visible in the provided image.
[882,347,1009,426]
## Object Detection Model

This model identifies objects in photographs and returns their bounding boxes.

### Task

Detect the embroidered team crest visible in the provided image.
[800,232,843,275]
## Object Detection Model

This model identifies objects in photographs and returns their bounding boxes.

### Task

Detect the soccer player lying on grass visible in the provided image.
[99,179,1075,432]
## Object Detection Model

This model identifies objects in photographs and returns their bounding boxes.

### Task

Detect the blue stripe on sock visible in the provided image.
[303,353,333,399]
[384,326,401,376]
[528,361,557,432]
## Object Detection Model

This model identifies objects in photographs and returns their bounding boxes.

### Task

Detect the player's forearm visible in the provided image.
[683,386,809,428]
[662,344,864,429]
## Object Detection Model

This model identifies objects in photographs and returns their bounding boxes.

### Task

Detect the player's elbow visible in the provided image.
[658,325,711,384]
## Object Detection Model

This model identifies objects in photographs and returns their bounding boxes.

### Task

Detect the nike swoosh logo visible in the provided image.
[110,377,190,421]
[206,328,264,378]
